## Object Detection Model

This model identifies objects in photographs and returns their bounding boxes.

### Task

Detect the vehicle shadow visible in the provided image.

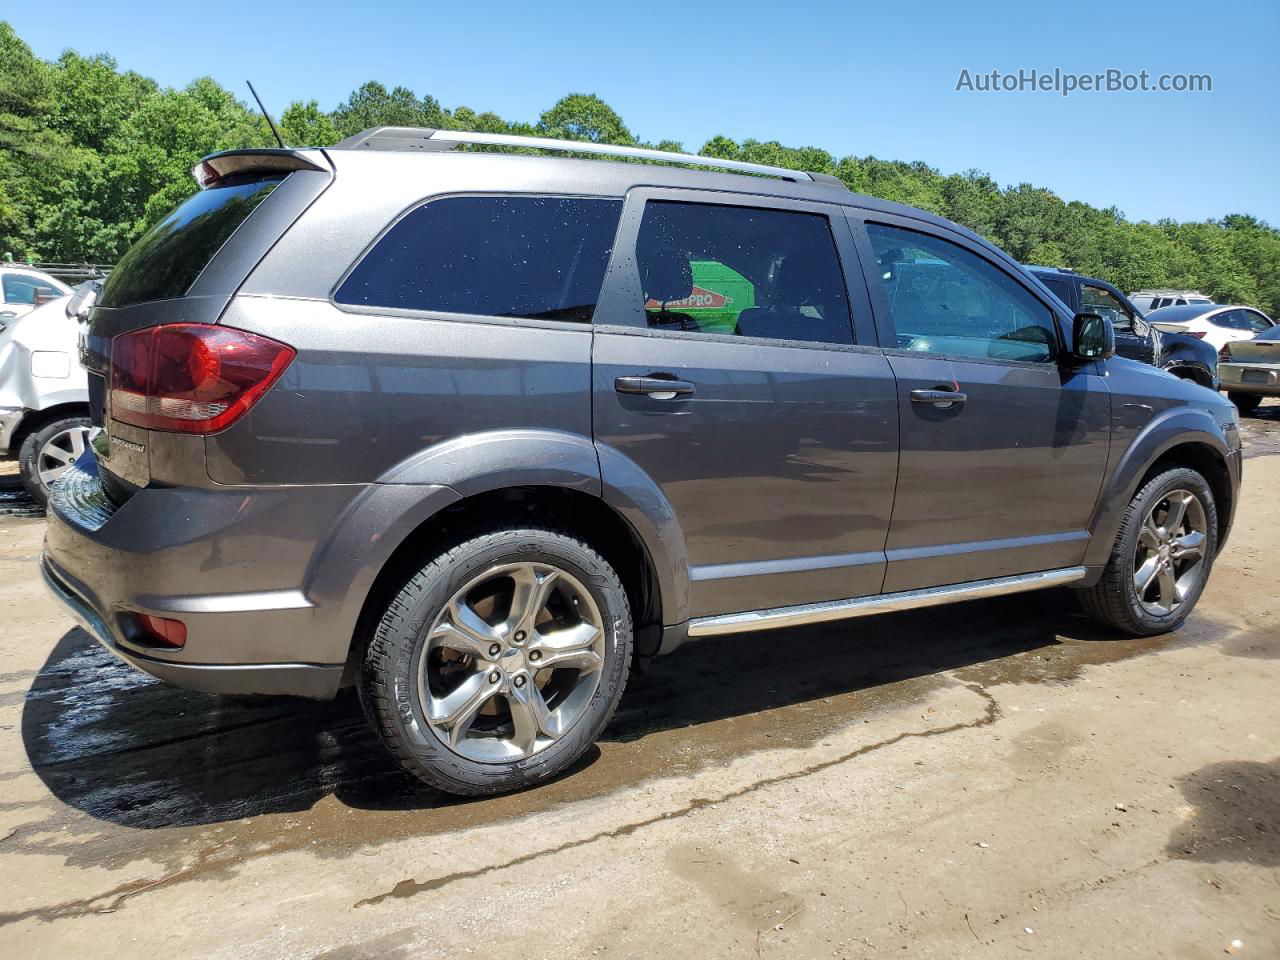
[20,589,1166,831]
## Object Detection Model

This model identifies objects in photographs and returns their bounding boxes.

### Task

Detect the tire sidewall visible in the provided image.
[375,529,631,792]
[1118,468,1218,633]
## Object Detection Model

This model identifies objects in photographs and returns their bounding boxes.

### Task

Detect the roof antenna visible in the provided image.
[246,80,286,149]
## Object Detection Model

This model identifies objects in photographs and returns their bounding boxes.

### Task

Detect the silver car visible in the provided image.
[1219,323,1280,415]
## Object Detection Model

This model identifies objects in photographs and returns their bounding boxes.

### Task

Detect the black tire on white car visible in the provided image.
[18,415,92,506]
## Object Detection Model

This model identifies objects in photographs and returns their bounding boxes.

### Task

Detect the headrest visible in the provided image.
[642,247,693,304]
[774,254,837,306]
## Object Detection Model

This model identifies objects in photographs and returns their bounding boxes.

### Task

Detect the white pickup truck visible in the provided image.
[0,294,91,504]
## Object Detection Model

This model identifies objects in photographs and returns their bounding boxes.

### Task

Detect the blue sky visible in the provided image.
[10,0,1278,223]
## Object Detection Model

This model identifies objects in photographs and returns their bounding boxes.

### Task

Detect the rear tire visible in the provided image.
[1075,467,1217,636]
[18,415,92,505]
[1228,392,1262,416]
[360,527,633,796]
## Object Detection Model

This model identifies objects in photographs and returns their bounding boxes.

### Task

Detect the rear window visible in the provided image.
[334,196,622,322]
[100,177,283,308]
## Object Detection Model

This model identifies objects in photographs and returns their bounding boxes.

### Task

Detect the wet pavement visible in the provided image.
[1,433,1278,958]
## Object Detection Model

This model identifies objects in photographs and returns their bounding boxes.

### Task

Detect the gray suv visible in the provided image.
[42,128,1242,795]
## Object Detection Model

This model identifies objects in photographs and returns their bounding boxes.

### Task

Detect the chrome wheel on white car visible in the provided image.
[17,415,93,506]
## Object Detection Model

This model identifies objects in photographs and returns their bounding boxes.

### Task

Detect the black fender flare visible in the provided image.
[1083,406,1236,568]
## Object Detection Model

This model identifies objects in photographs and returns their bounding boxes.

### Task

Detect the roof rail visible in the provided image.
[333,126,839,186]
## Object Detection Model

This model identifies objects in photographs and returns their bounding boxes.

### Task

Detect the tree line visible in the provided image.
[2,21,1277,314]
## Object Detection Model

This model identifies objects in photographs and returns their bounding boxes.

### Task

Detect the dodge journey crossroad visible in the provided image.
[42,128,1241,795]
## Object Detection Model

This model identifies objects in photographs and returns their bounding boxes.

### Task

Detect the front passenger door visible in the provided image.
[855,218,1111,593]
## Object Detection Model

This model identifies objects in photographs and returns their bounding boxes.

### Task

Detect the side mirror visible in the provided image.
[65,280,101,322]
[1071,311,1114,361]
[1132,317,1150,338]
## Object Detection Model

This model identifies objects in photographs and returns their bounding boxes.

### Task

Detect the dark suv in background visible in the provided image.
[1027,266,1220,389]
[42,129,1241,795]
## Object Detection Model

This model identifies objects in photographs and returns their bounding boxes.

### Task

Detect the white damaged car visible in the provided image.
[0,293,91,504]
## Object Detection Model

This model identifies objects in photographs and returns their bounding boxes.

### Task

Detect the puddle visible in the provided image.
[0,482,42,520]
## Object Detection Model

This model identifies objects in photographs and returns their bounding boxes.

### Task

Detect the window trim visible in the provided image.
[849,212,1071,366]
[591,186,876,350]
[327,191,626,327]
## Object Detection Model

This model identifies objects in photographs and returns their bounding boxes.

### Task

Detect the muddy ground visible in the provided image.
[1,405,1277,959]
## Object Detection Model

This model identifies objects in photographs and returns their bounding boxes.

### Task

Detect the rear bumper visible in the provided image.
[1219,361,1280,396]
[41,456,369,699]
[41,554,342,698]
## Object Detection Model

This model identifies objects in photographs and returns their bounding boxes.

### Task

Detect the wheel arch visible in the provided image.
[303,429,688,679]
[9,401,90,455]
[1085,411,1237,568]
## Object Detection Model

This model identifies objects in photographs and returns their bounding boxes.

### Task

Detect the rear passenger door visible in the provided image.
[851,215,1110,592]
[591,189,899,619]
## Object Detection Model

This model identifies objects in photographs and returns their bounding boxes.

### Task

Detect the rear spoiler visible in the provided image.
[192,148,330,189]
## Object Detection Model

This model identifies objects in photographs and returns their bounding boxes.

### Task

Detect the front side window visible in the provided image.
[634,201,854,345]
[866,223,1057,362]
[335,196,622,322]
[1081,283,1135,332]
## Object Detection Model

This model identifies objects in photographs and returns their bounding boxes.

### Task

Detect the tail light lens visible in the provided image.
[1219,343,1233,362]
[110,324,294,434]
[1185,331,1207,340]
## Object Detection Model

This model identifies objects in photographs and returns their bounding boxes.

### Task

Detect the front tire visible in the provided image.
[1075,467,1217,636]
[18,415,92,505]
[360,527,633,796]
[1228,392,1262,416]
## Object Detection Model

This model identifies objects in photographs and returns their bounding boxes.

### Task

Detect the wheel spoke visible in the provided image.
[1163,492,1190,536]
[42,444,75,466]
[1138,518,1162,552]
[1156,566,1177,612]
[430,671,498,744]
[70,429,86,459]
[505,564,558,636]
[508,680,554,753]
[432,600,501,659]
[529,621,602,673]
[1172,529,1205,562]
[1134,556,1161,595]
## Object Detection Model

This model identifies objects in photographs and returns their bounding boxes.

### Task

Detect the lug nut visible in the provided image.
[529,650,541,662]
[514,630,527,643]
[488,671,501,684]
[513,675,527,688]
[488,643,501,657]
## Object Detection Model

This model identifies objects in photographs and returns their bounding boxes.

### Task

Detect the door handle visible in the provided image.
[614,375,696,399]
[910,388,967,408]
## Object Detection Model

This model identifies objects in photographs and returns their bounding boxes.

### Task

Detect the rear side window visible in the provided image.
[335,196,622,322]
[634,201,854,344]
[2,274,64,305]
[101,177,283,308]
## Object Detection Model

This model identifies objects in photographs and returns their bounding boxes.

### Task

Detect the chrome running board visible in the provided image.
[687,566,1087,638]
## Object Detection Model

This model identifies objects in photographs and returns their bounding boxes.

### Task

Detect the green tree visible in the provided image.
[538,94,632,144]
[280,99,340,146]
[332,81,444,137]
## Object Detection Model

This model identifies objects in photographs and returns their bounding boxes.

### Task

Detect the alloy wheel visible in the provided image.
[37,425,92,488]
[1133,488,1208,617]
[417,561,606,763]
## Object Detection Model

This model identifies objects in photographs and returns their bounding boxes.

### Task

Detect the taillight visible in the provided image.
[110,324,294,434]
[1185,331,1207,340]
[1219,343,1233,362]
